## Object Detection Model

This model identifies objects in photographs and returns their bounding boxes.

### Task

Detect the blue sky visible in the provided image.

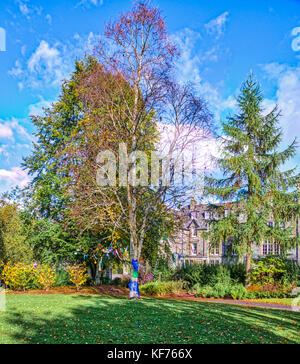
[0,0,300,192]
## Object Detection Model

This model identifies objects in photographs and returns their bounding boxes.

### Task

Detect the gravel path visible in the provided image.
[191,298,300,311]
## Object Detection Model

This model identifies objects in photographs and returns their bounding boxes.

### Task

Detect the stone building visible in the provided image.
[168,199,300,266]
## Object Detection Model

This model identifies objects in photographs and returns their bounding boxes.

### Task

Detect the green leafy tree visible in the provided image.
[23,56,97,220]
[204,75,300,279]
[0,199,33,264]
[22,57,110,274]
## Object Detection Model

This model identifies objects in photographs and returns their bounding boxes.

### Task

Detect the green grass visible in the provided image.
[0,294,299,344]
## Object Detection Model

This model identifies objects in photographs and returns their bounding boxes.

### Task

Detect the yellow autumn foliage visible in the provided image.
[67,264,89,291]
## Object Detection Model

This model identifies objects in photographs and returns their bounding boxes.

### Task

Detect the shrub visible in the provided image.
[282,259,300,285]
[111,277,122,286]
[208,266,233,286]
[174,263,246,288]
[67,264,89,291]
[139,270,154,285]
[35,264,56,291]
[120,276,131,288]
[152,262,175,282]
[140,280,187,296]
[248,256,298,297]
[211,283,228,298]
[246,283,294,299]
[100,276,112,285]
[230,284,247,300]
[1,263,38,291]
[195,285,214,298]
[195,282,247,300]
[54,269,71,287]
[228,264,246,285]
[249,256,286,286]
[174,264,209,287]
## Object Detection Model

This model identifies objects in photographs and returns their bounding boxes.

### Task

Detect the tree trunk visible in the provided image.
[245,251,251,287]
[129,247,140,299]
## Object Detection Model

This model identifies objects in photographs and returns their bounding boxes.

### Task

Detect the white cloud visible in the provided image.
[158,122,220,174]
[27,42,58,71]
[0,145,9,158]
[173,28,221,100]
[8,60,23,77]
[205,12,229,39]
[173,28,202,85]
[28,98,53,116]
[73,31,102,53]
[19,3,30,16]
[0,167,30,188]
[46,14,52,25]
[263,62,300,140]
[0,118,32,142]
[77,0,103,7]
[0,124,14,140]
[21,45,26,56]
[9,40,65,89]
[9,33,101,91]
[17,0,43,19]
[27,40,65,87]
[173,28,235,121]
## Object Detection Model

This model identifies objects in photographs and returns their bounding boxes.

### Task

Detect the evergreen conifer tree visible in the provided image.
[204,75,300,279]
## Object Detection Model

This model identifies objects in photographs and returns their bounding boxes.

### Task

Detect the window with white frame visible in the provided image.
[262,242,268,255]
[274,242,280,255]
[204,211,210,220]
[210,245,220,256]
[262,240,280,255]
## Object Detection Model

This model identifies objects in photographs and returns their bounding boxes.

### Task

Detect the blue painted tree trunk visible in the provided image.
[129,259,140,299]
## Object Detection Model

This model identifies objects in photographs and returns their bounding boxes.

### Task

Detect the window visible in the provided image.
[262,240,280,255]
[263,243,268,255]
[268,241,273,254]
[191,243,197,255]
[204,212,210,220]
[210,246,219,256]
[274,242,280,255]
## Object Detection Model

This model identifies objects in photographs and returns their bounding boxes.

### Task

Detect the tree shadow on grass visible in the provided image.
[1,295,299,344]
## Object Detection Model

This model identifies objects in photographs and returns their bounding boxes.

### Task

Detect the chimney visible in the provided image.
[190,199,196,211]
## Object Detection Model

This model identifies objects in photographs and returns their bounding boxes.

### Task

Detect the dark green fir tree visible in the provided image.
[203,75,300,279]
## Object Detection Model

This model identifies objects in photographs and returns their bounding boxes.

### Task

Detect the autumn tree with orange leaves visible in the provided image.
[28,2,212,298]
[60,2,212,298]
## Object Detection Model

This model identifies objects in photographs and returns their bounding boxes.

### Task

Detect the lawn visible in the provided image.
[0,294,299,344]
